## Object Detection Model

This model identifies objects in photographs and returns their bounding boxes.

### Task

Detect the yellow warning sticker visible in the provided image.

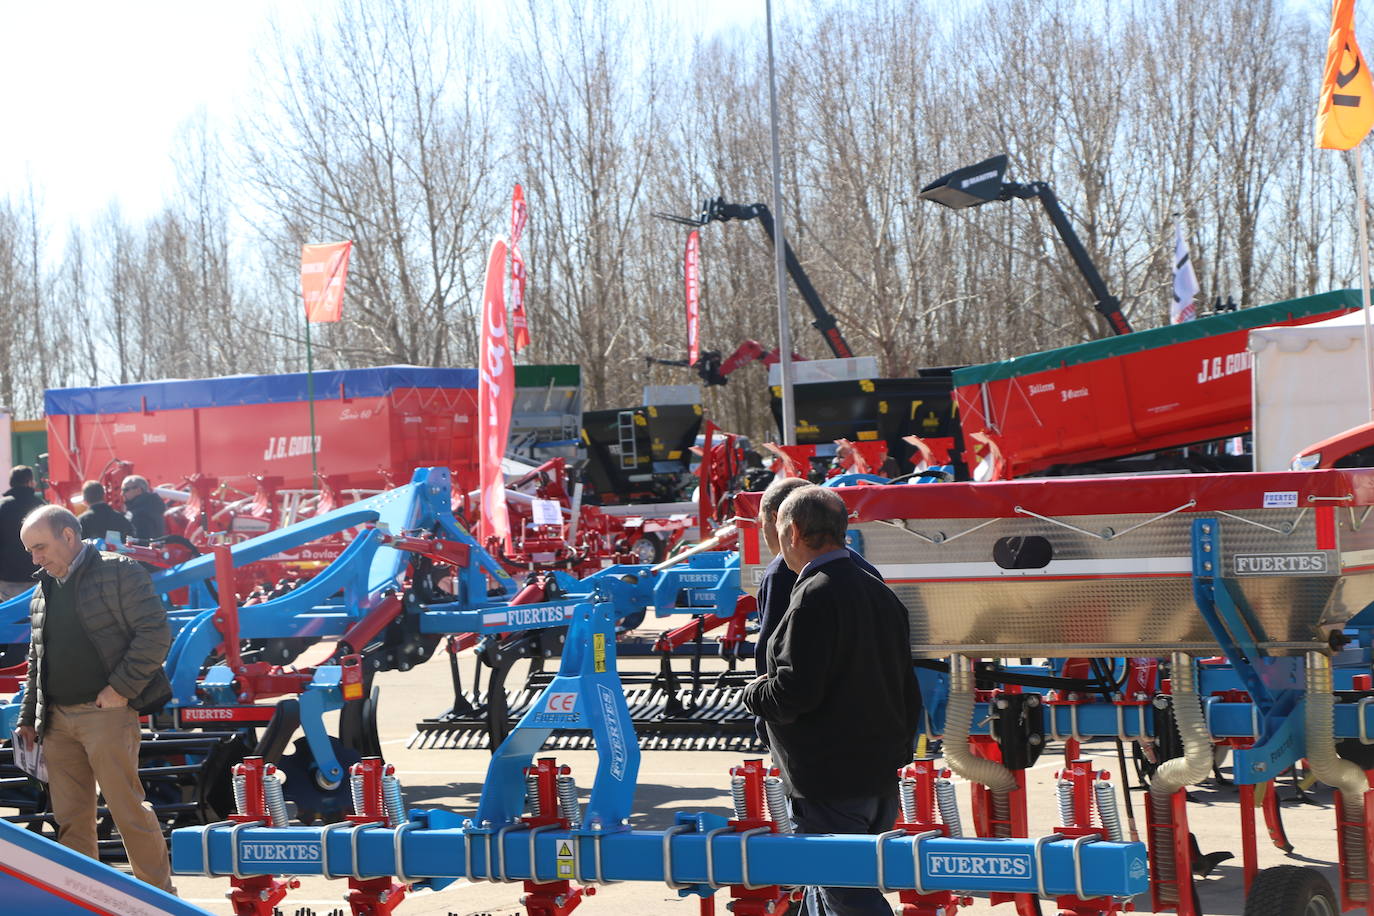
[556,839,576,880]
[593,633,606,672]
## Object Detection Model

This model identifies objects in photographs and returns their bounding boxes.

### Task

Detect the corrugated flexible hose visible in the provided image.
[1147,653,1213,903]
[943,656,1018,835]
[1307,652,1368,901]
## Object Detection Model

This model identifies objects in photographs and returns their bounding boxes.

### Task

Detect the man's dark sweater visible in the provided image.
[0,485,42,581]
[79,503,134,542]
[743,552,920,799]
[41,553,108,706]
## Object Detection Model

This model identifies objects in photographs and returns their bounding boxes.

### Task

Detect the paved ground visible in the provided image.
[163,648,1342,916]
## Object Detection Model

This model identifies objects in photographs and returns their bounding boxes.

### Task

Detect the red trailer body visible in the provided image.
[951,289,1360,478]
[44,366,480,505]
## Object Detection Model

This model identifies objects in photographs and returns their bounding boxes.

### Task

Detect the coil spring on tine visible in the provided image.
[349,773,368,817]
[763,776,794,833]
[1093,781,1123,843]
[262,770,289,828]
[934,778,962,837]
[898,777,918,823]
[556,774,582,827]
[382,773,406,828]
[231,773,248,817]
[730,775,749,821]
[525,772,542,817]
[1056,778,1076,828]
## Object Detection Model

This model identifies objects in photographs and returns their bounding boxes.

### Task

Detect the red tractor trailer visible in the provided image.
[44,365,481,511]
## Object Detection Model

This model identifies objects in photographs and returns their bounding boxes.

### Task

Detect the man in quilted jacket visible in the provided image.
[14,505,174,891]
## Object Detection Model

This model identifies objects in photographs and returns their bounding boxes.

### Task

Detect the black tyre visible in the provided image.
[628,533,665,565]
[1244,866,1337,916]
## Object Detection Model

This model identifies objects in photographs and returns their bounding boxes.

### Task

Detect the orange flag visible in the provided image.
[1317,0,1374,150]
[300,241,353,323]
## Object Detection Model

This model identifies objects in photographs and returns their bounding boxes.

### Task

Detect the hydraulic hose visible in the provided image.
[942,656,1017,835]
[1146,653,1213,904]
[1306,652,1368,900]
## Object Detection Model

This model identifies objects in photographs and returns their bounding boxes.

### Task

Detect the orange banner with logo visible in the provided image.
[300,241,352,323]
[1317,0,1374,150]
[479,238,513,548]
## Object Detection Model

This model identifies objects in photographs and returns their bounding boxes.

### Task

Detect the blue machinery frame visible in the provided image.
[172,600,1151,899]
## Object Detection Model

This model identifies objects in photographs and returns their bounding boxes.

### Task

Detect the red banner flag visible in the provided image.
[685,230,701,366]
[479,238,514,549]
[510,184,531,353]
[300,241,352,323]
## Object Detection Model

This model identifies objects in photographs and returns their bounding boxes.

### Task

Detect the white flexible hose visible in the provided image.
[1148,653,1213,799]
[1306,651,1369,898]
[1306,653,1366,812]
[942,657,1018,796]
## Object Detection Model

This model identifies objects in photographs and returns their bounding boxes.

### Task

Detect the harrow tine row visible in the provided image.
[410,678,763,751]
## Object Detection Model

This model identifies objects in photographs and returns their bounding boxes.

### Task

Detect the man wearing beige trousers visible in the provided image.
[14,505,175,892]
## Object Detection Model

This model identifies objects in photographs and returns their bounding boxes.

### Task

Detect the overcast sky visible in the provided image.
[0,0,769,231]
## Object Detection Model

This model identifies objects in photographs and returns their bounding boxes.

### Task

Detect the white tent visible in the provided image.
[1249,309,1373,471]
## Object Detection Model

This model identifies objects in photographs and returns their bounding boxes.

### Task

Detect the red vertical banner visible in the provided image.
[479,238,514,549]
[300,241,353,323]
[685,230,700,365]
[509,184,530,353]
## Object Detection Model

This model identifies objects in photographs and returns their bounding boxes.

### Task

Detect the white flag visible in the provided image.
[1171,225,1200,324]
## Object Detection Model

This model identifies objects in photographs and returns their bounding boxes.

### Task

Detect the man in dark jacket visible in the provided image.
[0,465,43,599]
[121,475,167,540]
[752,476,881,743]
[77,481,134,542]
[14,505,174,891]
[743,485,920,916]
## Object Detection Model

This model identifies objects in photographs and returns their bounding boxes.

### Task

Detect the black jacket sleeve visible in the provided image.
[742,578,837,724]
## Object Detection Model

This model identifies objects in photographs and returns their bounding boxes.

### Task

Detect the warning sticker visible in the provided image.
[593,633,606,673]
[556,839,576,880]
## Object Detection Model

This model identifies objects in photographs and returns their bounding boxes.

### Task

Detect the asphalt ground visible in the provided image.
[159,646,1346,916]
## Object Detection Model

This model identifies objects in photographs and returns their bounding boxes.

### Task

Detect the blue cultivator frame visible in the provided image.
[172,595,1150,901]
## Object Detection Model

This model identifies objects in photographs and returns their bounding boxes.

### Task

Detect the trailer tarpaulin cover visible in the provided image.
[479,238,514,548]
[45,366,477,416]
[1251,307,1374,470]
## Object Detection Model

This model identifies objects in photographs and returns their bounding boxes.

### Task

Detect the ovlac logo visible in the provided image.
[925,852,1031,881]
[239,840,322,867]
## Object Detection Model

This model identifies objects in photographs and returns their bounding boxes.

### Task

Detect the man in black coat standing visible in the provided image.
[120,475,166,540]
[77,481,134,542]
[743,485,920,916]
[752,476,881,744]
[0,465,43,599]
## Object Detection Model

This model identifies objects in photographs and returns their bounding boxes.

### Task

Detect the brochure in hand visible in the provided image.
[10,728,47,782]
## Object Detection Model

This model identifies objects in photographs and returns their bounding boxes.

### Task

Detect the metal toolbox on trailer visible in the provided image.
[735,468,1374,657]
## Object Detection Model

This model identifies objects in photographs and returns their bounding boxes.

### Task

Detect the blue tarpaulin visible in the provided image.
[45,365,479,416]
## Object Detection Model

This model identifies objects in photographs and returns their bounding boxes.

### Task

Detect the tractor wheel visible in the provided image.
[629,533,666,565]
[1243,866,1337,916]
